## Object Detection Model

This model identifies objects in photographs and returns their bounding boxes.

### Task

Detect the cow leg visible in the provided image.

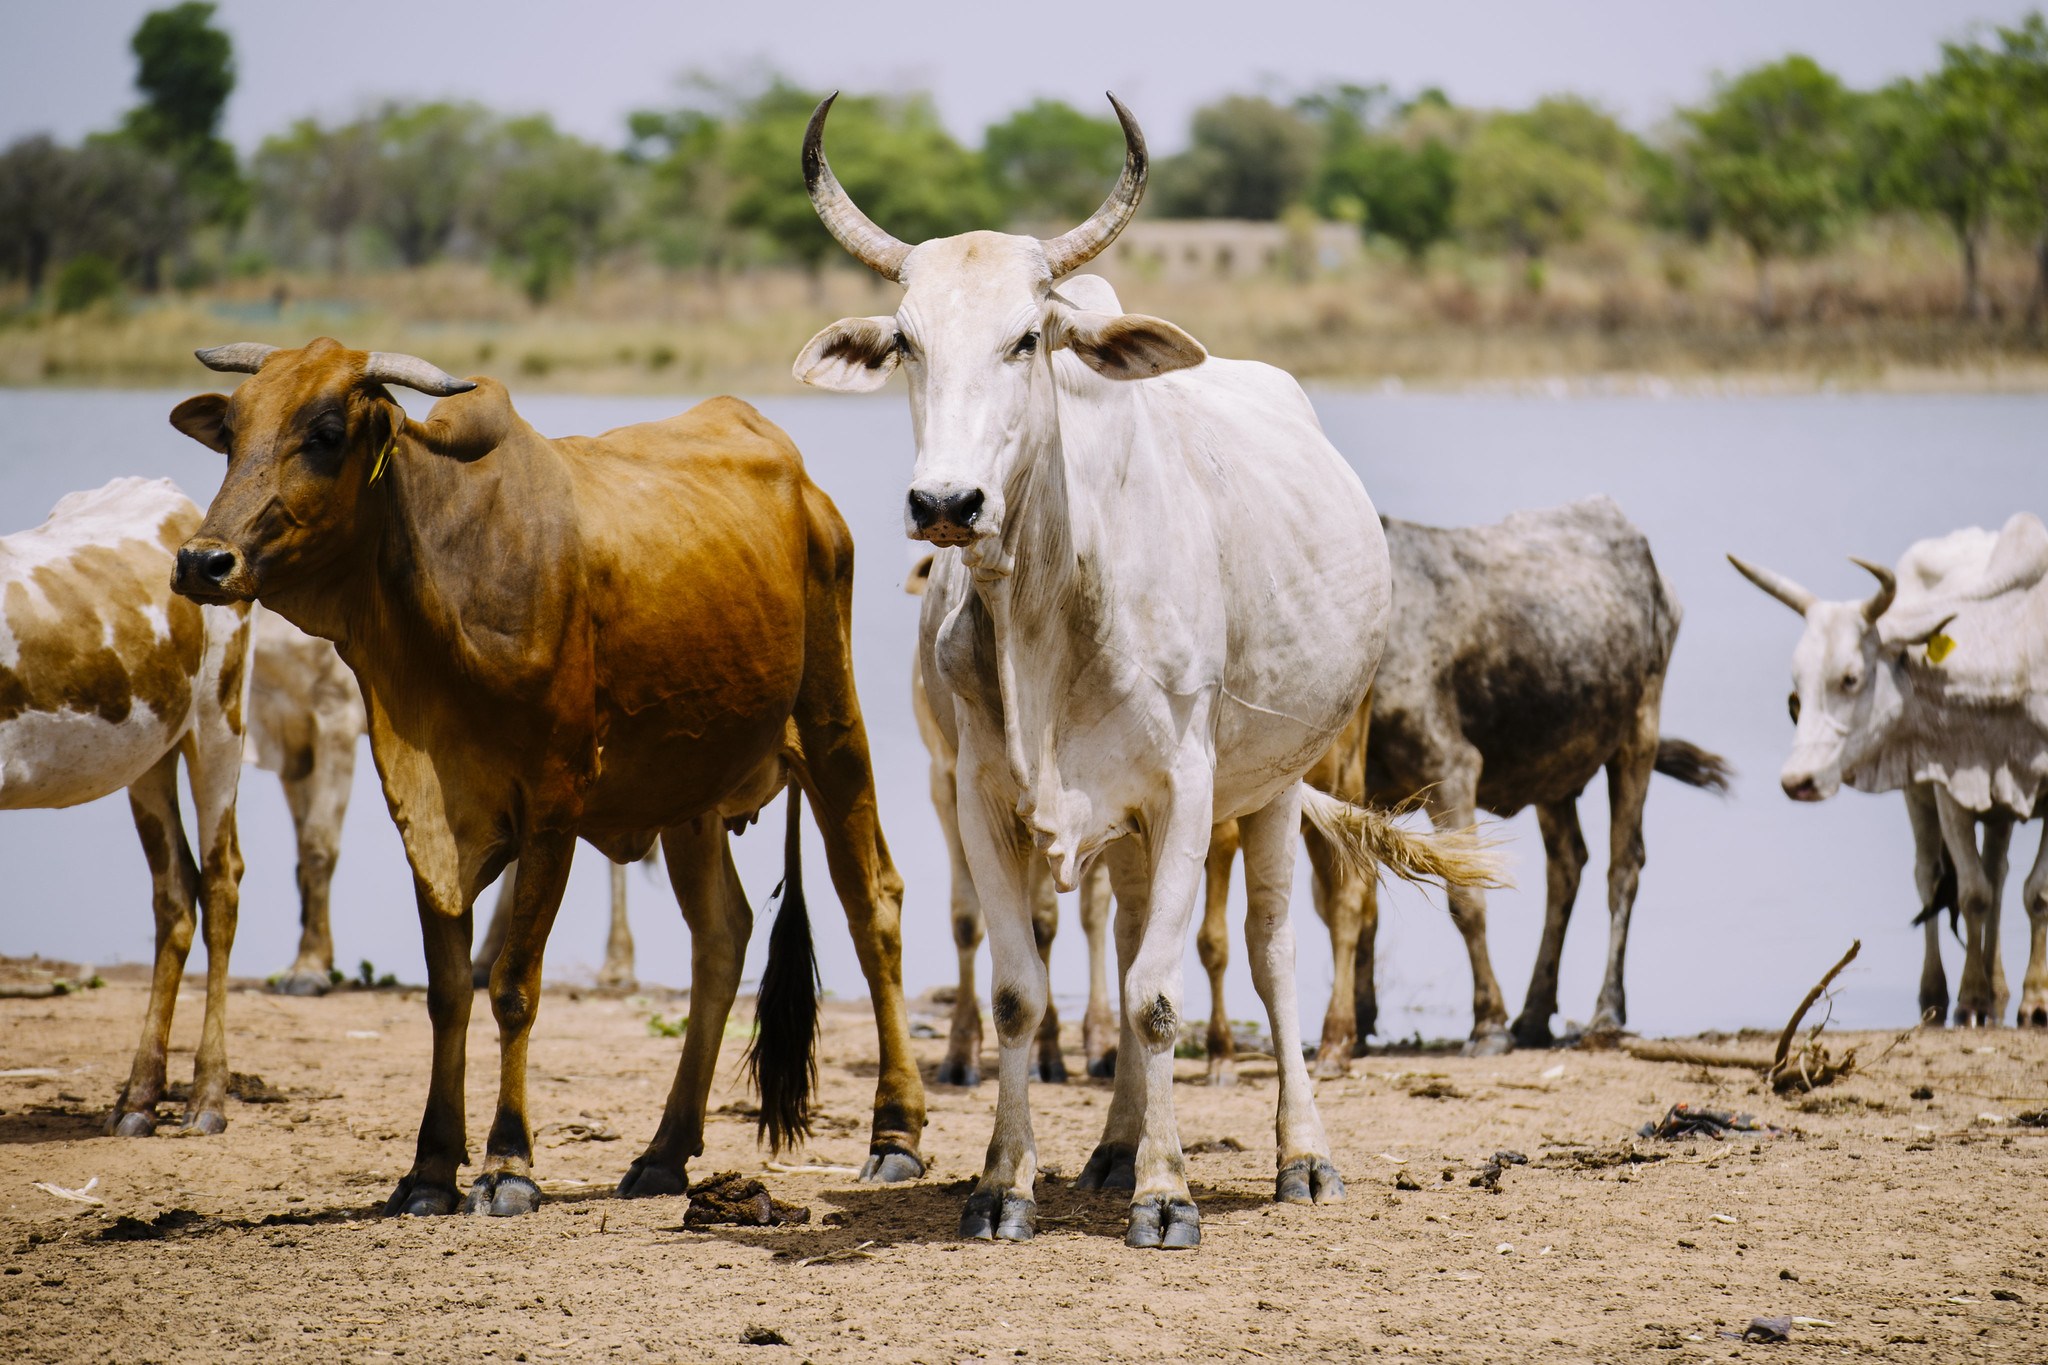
[1077,840,1148,1194]
[384,889,473,1216]
[1353,873,1381,1052]
[1424,753,1509,1054]
[1119,771,1214,1250]
[1905,783,1950,1025]
[954,748,1047,1241]
[1981,815,2015,1023]
[109,749,200,1136]
[274,731,353,996]
[619,817,748,1199]
[472,860,516,989]
[1589,700,1659,1036]
[2019,826,2048,1028]
[935,753,984,1087]
[466,829,573,1216]
[791,731,925,1185]
[597,860,637,992]
[1304,817,1364,1075]
[1938,791,2000,1027]
[1079,858,1117,1077]
[1199,820,1240,1086]
[1245,785,1343,1206]
[181,715,246,1135]
[1511,799,1588,1048]
[1030,860,1068,1083]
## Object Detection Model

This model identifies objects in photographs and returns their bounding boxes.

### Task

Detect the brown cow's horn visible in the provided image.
[1038,94,1147,279]
[363,352,476,397]
[1728,554,1817,616]
[803,93,912,283]
[195,342,278,374]
[1850,557,1897,623]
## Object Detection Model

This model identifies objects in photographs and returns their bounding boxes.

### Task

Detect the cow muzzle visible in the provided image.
[906,484,987,547]
[172,539,256,604]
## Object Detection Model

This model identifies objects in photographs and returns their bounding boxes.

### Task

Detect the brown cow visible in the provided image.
[167,338,923,1216]
[0,477,251,1135]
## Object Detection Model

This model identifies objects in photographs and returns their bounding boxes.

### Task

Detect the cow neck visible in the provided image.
[338,411,586,711]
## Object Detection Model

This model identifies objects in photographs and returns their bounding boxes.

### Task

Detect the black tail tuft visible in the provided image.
[1910,844,1961,941]
[1654,737,1733,794]
[744,783,818,1155]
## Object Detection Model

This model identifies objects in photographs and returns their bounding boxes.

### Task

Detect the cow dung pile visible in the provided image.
[684,1171,811,1227]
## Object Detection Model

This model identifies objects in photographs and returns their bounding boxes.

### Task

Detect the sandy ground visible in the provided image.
[3,970,2047,1364]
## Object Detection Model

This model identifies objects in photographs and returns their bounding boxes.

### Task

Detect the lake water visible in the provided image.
[0,384,2041,1040]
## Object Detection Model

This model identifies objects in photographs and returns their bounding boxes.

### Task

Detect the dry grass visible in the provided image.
[5,221,2046,394]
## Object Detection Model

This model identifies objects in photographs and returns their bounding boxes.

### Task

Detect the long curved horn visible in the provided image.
[803,93,912,282]
[195,342,278,374]
[364,351,476,397]
[1038,94,1148,279]
[1850,557,1897,623]
[1728,554,1817,616]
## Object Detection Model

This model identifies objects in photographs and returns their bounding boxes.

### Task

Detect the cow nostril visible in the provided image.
[200,549,236,582]
[907,489,940,529]
[949,489,985,526]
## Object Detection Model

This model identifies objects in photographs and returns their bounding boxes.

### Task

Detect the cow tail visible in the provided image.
[1910,844,1962,941]
[745,781,818,1154]
[1653,737,1734,794]
[1298,787,1511,892]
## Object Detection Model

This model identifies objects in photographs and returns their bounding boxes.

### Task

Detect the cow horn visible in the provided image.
[802,92,912,283]
[1728,554,1817,616]
[1038,94,1148,279]
[363,352,476,397]
[1850,557,1897,623]
[195,343,278,374]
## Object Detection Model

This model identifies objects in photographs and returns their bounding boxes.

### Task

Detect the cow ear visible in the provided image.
[904,552,935,597]
[1055,309,1207,380]
[170,393,231,454]
[793,316,901,392]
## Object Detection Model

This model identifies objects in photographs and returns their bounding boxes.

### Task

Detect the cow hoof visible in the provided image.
[858,1146,925,1184]
[1086,1050,1117,1079]
[1036,1052,1069,1084]
[1463,1025,1512,1058]
[384,1176,460,1217]
[181,1109,227,1136]
[1126,1196,1200,1250]
[464,1173,541,1217]
[959,1189,1035,1241]
[1276,1157,1345,1205]
[935,1059,981,1088]
[1509,1016,1555,1050]
[270,970,331,998]
[2023,1006,2048,1029]
[1207,1060,1238,1088]
[112,1110,157,1138]
[1074,1143,1136,1192]
[1310,1047,1351,1080]
[617,1159,687,1199]
[595,972,636,995]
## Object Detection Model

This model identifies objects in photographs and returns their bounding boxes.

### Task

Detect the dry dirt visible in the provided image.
[3,969,2047,1363]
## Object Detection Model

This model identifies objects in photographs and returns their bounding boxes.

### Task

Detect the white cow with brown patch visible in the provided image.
[0,476,251,1134]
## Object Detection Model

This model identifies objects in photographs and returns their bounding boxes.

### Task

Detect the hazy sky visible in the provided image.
[3,0,2038,154]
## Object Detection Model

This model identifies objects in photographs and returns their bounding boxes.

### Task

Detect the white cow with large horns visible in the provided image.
[794,91,1503,1249]
[1731,512,2048,1027]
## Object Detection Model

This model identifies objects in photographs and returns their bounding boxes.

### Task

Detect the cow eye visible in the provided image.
[1012,331,1039,358]
[1787,692,1801,723]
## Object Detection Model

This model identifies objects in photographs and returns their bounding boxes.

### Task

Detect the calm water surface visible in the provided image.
[0,385,2040,1038]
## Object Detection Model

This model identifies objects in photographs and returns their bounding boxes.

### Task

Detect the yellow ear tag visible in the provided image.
[369,432,395,485]
[1925,631,1955,665]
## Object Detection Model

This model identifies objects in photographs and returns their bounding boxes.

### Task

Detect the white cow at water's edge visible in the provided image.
[795,93,1502,1249]
[1732,511,2048,1026]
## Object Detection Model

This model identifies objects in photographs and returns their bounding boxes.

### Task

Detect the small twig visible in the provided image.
[1769,940,1859,1082]
[799,1239,877,1266]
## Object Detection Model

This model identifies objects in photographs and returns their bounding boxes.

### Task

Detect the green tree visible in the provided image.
[724,82,998,278]
[1154,96,1319,219]
[1681,55,1856,321]
[478,116,620,305]
[369,103,493,268]
[253,117,376,274]
[118,2,244,230]
[1991,13,2048,325]
[627,97,737,272]
[0,136,85,295]
[1452,118,1609,283]
[983,99,1126,225]
[1316,137,1458,262]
